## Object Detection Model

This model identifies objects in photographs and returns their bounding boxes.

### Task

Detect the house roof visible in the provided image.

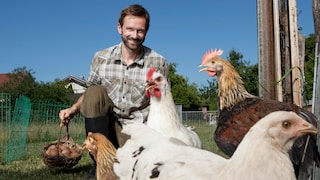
[63,75,87,87]
[0,74,10,86]
[0,72,30,87]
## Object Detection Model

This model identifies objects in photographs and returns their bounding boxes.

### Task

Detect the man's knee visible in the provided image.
[81,85,114,117]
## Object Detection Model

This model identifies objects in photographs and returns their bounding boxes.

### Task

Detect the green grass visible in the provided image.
[0,122,225,179]
[0,138,92,180]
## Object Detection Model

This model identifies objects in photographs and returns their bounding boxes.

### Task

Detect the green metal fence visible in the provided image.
[27,101,85,163]
[0,93,11,163]
[0,94,85,164]
[30,100,84,125]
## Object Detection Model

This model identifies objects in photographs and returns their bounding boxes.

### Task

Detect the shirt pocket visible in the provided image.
[101,78,120,101]
[130,82,147,105]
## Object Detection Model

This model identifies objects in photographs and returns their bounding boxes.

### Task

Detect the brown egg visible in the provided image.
[59,144,69,151]
[47,148,58,157]
[46,145,58,156]
[69,148,80,158]
[48,144,57,150]
[61,148,71,157]
[70,148,78,153]
[70,153,78,159]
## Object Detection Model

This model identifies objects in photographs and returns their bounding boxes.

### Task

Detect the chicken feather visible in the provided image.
[199,49,320,179]
[114,111,318,180]
[145,67,202,148]
[82,132,118,180]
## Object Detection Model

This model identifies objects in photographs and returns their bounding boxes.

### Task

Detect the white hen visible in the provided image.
[114,111,318,180]
[145,67,202,148]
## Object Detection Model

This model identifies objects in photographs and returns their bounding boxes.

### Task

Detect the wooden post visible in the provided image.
[273,0,283,101]
[257,0,276,100]
[298,34,307,108]
[312,1,320,179]
[312,0,320,115]
[280,0,293,104]
[288,0,302,107]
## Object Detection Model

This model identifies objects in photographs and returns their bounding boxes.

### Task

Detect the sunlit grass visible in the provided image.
[0,121,224,179]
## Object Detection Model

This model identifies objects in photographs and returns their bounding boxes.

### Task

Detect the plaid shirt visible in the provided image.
[86,42,169,123]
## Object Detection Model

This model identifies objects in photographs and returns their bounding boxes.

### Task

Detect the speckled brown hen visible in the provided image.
[82,132,118,180]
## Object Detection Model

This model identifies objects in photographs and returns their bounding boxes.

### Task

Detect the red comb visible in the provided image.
[147,67,156,80]
[201,49,223,63]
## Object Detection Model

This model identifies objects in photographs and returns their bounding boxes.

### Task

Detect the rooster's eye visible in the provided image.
[282,121,291,128]
[155,77,162,82]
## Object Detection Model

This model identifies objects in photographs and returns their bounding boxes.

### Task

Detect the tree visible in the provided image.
[0,66,74,103]
[30,79,73,103]
[169,63,202,110]
[198,80,218,110]
[227,49,259,96]
[304,34,315,100]
[0,66,37,104]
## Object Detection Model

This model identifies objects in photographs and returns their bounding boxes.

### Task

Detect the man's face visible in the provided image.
[118,15,147,51]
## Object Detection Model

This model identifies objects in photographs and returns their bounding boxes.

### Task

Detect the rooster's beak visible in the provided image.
[298,123,318,135]
[82,144,87,150]
[198,64,208,73]
[146,80,156,90]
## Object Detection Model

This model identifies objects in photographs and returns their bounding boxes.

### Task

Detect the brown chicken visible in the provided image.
[199,49,320,179]
[82,132,117,180]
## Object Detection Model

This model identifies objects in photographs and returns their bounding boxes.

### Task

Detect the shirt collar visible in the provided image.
[114,42,145,66]
[112,43,122,63]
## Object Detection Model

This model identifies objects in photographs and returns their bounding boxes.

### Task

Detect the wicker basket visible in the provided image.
[41,124,83,168]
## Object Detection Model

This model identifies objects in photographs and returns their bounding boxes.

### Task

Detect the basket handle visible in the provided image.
[58,123,70,143]
[56,124,70,158]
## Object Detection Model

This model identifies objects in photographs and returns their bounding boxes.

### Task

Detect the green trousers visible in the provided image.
[80,85,129,147]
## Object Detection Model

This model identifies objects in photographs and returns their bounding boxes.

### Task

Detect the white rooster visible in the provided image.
[145,67,201,148]
[114,111,318,180]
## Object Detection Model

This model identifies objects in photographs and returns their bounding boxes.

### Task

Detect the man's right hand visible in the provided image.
[59,106,77,127]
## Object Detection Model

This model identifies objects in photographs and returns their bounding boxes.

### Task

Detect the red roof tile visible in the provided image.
[0,74,10,86]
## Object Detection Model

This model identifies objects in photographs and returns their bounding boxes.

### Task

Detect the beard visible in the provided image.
[121,35,145,51]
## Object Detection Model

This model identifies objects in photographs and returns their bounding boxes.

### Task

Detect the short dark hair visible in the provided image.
[118,4,150,32]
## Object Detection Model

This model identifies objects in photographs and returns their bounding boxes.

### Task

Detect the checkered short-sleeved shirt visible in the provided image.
[86,43,169,123]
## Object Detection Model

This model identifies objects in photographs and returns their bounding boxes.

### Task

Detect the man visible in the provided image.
[59,4,169,179]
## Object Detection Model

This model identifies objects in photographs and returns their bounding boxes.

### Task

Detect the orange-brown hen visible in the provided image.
[82,132,117,180]
[199,49,320,180]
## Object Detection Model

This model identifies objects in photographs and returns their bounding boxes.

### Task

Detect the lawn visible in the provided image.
[0,122,224,180]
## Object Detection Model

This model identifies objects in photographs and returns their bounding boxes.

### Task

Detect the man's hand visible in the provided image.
[59,106,78,127]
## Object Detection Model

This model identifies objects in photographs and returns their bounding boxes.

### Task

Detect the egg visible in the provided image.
[59,144,69,151]
[47,147,58,157]
[61,149,71,157]
[48,144,57,150]
[69,148,80,158]
[46,145,58,156]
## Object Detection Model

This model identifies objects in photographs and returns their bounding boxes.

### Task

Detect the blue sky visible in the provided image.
[0,0,315,87]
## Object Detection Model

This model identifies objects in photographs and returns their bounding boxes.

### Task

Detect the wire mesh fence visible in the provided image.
[0,93,11,163]
[0,93,215,164]
[6,96,31,163]
[0,95,85,164]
